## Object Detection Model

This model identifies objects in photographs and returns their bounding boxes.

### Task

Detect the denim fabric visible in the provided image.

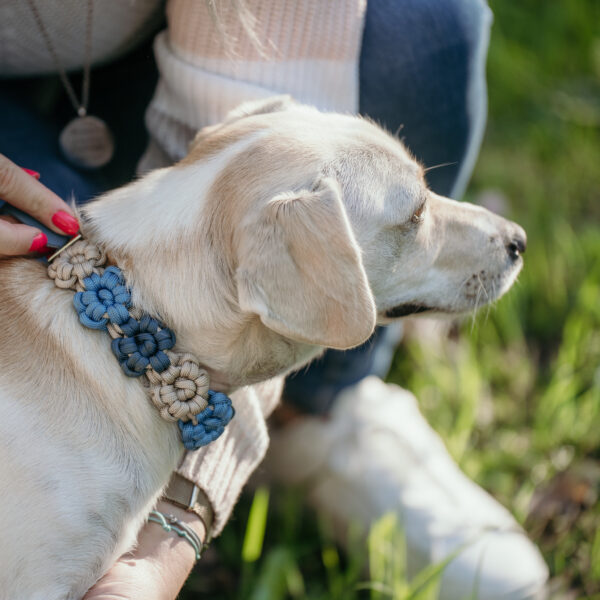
[283,0,493,414]
[360,0,493,199]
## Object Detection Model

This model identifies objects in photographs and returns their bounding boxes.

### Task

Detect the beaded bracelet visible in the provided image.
[148,510,207,561]
[47,237,234,449]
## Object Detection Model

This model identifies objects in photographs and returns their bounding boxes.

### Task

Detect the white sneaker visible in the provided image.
[264,376,549,600]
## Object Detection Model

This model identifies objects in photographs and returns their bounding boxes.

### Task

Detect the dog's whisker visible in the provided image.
[423,161,458,174]
[477,274,490,301]
[470,275,489,333]
[469,299,481,333]
[469,288,481,332]
[448,273,476,326]
[483,282,496,324]
[475,275,491,311]
[445,275,469,317]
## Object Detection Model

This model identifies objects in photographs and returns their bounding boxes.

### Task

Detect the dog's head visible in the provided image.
[190,97,525,339]
[87,97,525,386]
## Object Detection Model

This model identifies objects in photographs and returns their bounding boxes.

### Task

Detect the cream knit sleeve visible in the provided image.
[139,0,366,172]
[141,0,366,536]
[177,378,283,535]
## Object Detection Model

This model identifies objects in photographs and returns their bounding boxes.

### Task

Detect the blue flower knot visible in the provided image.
[111,314,176,377]
[73,266,131,330]
[178,391,235,449]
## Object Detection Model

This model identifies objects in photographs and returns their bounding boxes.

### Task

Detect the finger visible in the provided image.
[0,219,47,257]
[0,154,79,236]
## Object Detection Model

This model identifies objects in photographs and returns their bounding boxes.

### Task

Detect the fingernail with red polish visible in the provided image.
[22,168,41,180]
[52,211,79,236]
[29,232,48,253]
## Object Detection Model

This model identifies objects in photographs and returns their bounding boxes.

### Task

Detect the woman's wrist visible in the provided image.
[144,499,207,574]
[122,501,206,598]
[83,499,207,599]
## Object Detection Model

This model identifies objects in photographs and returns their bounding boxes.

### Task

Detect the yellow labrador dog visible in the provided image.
[0,97,525,599]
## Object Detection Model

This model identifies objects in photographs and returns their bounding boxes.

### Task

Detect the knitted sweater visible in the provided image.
[0,0,164,75]
[0,0,367,536]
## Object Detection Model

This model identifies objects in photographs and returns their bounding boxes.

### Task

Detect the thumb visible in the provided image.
[0,219,47,256]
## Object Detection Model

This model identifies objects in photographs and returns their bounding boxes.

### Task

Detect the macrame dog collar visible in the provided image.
[47,238,234,450]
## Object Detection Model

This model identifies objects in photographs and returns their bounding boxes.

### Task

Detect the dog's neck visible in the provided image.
[80,165,320,393]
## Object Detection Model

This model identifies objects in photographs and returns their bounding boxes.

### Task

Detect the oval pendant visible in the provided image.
[59,115,115,170]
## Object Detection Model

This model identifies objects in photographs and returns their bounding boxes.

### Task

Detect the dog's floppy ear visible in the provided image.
[236,177,376,349]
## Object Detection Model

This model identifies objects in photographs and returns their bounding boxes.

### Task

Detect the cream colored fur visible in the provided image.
[0,97,525,599]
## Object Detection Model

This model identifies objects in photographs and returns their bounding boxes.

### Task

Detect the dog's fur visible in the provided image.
[0,97,526,599]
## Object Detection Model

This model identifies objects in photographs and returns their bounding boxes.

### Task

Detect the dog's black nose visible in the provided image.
[506,226,527,260]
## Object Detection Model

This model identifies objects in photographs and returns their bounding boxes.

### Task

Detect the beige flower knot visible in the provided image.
[147,351,210,422]
[47,240,106,289]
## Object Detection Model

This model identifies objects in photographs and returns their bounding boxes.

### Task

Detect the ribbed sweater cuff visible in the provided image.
[176,386,267,536]
[175,379,282,536]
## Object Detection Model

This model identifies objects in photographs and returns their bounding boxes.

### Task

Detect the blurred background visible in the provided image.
[183,1,600,598]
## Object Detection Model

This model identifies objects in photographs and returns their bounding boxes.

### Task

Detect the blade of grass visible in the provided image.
[241,487,270,598]
[242,487,270,563]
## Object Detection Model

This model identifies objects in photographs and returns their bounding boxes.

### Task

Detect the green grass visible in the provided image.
[182,2,600,598]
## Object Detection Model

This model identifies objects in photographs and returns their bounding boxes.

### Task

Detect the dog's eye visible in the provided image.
[411,201,426,224]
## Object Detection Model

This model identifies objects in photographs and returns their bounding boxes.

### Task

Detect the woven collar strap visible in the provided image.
[163,473,214,539]
[46,238,234,450]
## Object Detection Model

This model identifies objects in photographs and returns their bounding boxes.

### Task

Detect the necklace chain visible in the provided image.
[26,0,93,117]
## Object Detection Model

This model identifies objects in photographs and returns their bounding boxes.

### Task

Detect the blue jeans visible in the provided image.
[0,0,492,415]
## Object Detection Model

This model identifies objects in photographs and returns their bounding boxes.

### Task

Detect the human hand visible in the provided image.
[83,501,206,600]
[0,154,79,257]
